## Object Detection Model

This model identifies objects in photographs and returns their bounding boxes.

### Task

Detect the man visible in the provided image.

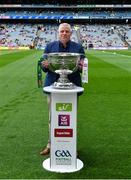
[40,23,85,155]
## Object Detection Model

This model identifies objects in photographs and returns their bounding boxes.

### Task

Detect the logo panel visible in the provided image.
[58,114,70,126]
[55,150,72,165]
[55,150,72,157]
[54,129,73,137]
[56,103,72,111]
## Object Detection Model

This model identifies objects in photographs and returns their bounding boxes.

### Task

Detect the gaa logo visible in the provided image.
[55,150,72,157]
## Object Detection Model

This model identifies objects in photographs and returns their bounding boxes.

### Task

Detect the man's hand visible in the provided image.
[78,59,83,71]
[41,60,49,68]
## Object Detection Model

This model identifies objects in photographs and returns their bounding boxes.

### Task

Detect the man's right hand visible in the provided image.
[41,60,49,68]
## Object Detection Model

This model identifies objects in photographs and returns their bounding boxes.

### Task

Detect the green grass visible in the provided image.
[0,50,34,67]
[0,49,131,179]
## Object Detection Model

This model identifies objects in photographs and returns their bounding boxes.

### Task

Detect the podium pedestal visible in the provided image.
[43,86,84,173]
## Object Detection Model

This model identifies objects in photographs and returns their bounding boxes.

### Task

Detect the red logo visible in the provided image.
[54,129,73,137]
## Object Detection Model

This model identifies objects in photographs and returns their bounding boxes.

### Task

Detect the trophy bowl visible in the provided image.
[47,52,80,89]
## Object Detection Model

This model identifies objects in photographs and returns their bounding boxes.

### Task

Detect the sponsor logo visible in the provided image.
[55,150,72,165]
[58,114,70,126]
[56,103,72,111]
[57,140,70,143]
[55,150,72,157]
[54,129,73,137]
[56,158,71,165]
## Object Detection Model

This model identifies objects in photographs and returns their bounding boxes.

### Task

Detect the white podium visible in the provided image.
[42,86,84,173]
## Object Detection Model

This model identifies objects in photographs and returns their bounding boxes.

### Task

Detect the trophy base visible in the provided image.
[53,82,75,89]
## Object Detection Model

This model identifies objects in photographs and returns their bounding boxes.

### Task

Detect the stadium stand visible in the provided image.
[0,24,80,49]
[0,24,37,47]
[80,24,128,49]
[1,23,130,49]
[0,0,131,49]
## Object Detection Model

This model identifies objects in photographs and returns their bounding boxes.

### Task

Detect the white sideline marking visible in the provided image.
[95,51,131,73]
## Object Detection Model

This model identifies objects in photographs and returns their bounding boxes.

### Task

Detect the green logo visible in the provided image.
[56,103,72,111]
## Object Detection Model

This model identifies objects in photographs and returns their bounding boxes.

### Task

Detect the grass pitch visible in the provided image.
[0,49,131,179]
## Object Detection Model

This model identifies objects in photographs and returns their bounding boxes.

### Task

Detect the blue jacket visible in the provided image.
[41,40,85,88]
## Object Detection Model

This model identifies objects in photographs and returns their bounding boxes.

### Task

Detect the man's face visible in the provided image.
[58,26,72,44]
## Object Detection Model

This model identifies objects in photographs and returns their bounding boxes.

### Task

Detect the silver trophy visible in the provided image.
[47,52,80,89]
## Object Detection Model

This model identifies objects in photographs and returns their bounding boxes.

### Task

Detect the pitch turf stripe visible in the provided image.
[101,50,131,58]
[0,50,40,68]
[0,50,20,56]
[86,50,131,73]
[86,50,131,57]
[100,52,131,73]
[0,51,42,108]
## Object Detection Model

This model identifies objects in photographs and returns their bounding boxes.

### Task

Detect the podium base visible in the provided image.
[42,158,84,173]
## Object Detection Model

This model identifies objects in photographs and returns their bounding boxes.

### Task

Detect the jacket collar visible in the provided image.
[59,40,71,49]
